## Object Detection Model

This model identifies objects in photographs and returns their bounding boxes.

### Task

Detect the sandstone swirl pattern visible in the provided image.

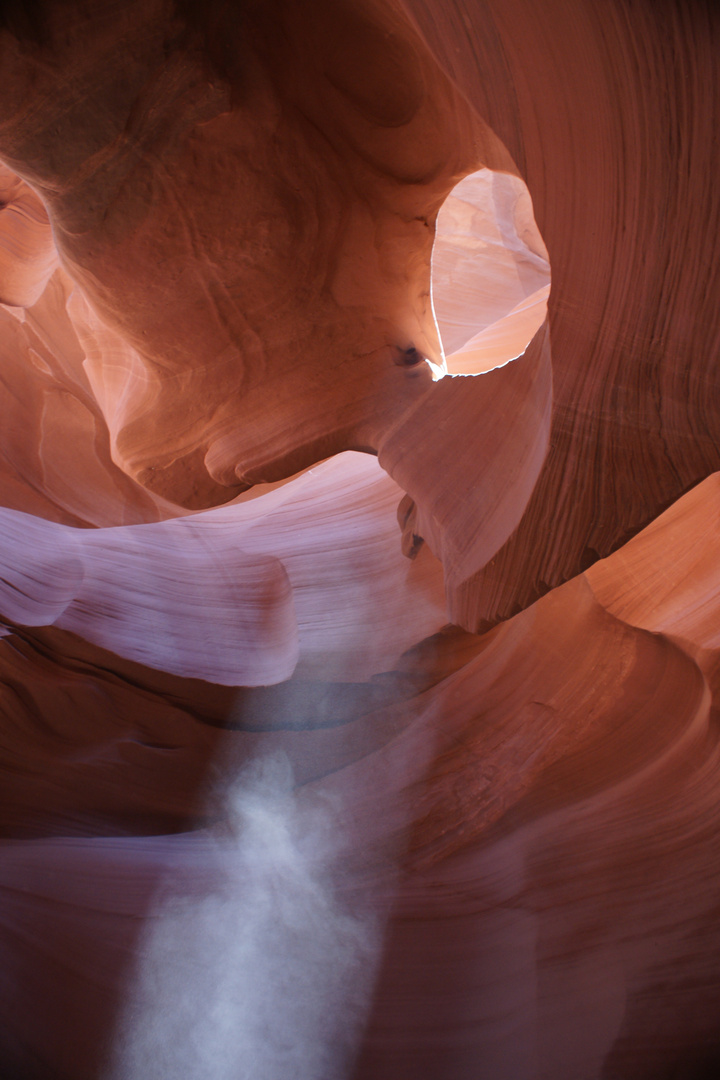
[0,2,717,1079]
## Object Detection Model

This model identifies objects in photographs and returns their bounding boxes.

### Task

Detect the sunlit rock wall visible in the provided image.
[0,1,718,1078]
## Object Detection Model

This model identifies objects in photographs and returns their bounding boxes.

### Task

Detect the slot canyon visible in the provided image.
[0,0,718,1077]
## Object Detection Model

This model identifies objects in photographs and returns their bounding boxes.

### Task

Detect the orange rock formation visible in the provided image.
[0,1,718,1077]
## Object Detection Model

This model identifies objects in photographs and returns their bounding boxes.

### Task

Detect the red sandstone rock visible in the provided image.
[404,0,720,625]
[0,1,717,1078]
[2,488,719,1077]
[0,162,57,308]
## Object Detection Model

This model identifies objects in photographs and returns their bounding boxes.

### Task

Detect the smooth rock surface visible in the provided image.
[0,1,717,1078]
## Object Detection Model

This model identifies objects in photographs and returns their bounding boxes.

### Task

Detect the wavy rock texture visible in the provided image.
[403,0,720,626]
[0,1,717,1079]
[0,163,57,308]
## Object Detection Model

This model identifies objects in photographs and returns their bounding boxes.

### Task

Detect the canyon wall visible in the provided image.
[0,1,718,1077]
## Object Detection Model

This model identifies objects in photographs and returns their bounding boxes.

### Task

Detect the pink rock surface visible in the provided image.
[0,1,717,1078]
[433,169,550,360]
[0,162,58,308]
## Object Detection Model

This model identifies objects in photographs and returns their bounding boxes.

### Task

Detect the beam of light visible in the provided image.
[106,752,381,1080]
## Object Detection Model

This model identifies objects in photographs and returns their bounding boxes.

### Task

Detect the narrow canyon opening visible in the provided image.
[433,167,551,375]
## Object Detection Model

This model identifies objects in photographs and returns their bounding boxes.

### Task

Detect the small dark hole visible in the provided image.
[395,345,423,367]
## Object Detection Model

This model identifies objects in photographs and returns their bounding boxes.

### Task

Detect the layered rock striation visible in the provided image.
[0,1,718,1078]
